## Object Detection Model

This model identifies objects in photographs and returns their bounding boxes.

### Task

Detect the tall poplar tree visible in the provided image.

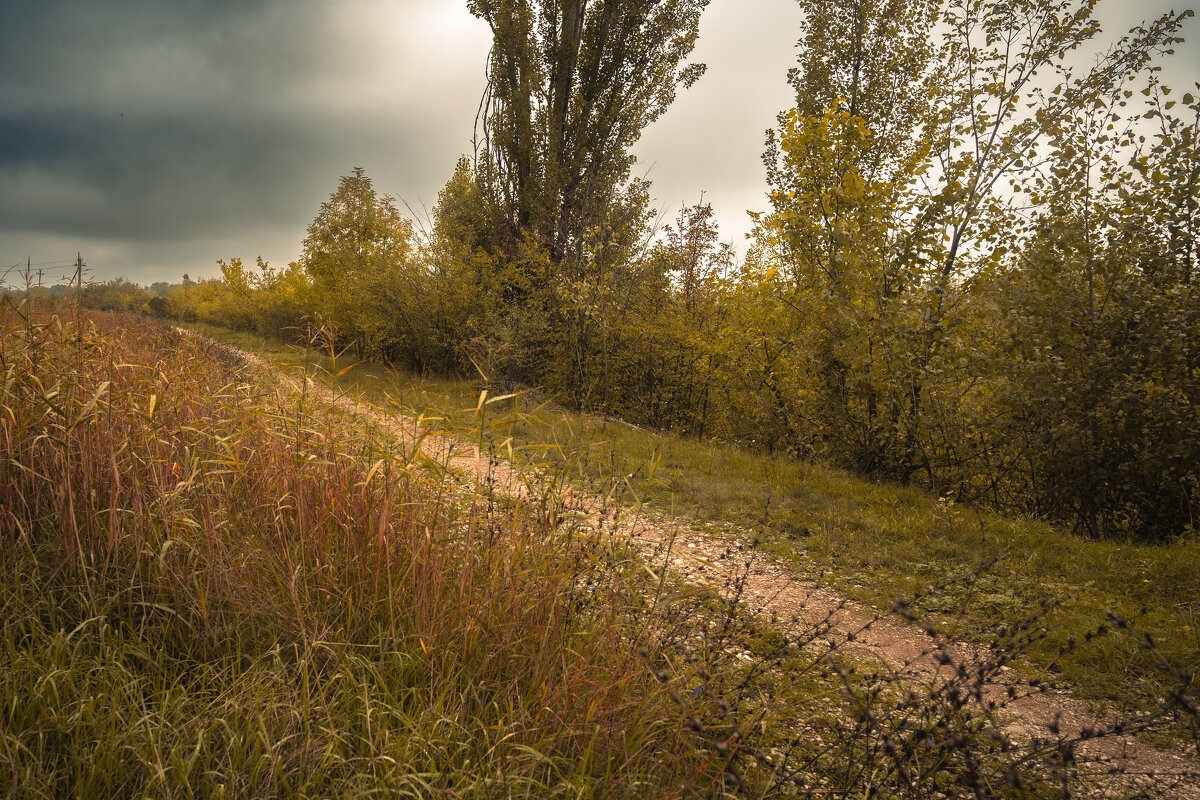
[469,0,709,276]
[755,0,939,477]
[466,0,709,405]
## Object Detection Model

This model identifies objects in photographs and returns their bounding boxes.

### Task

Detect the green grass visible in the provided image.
[189,324,1200,718]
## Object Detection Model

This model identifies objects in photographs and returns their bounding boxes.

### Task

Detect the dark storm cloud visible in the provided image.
[0,0,490,281]
[2,0,368,215]
[1,111,303,237]
[0,0,330,115]
[0,0,1193,284]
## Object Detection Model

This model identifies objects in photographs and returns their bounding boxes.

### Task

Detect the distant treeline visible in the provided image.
[7,277,181,318]
[19,0,1198,542]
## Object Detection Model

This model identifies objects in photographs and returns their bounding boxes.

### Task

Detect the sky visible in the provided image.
[0,0,1197,287]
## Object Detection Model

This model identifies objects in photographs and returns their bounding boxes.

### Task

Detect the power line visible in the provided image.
[0,259,83,278]
[0,255,92,291]
[0,258,78,269]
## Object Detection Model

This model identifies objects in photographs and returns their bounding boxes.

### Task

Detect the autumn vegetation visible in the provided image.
[3,306,1195,796]
[3,0,1200,795]
[56,0,1196,544]
[0,309,725,795]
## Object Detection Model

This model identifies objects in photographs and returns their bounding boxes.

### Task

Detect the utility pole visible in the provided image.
[75,252,83,310]
[23,257,32,327]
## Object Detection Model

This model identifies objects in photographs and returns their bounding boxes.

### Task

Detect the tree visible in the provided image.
[904,1,1192,512]
[977,87,1200,538]
[758,103,928,475]
[607,200,732,434]
[469,0,709,278]
[658,199,732,312]
[755,0,942,476]
[299,167,416,360]
[780,0,936,183]
[466,0,710,406]
[750,0,1197,535]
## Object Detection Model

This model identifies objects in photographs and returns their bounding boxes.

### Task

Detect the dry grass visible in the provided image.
[0,308,720,797]
[12,313,1195,798]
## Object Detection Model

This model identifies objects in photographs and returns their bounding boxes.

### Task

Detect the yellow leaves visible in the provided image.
[842,171,867,201]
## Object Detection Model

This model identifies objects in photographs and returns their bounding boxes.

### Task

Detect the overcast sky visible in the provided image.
[1,0,1196,286]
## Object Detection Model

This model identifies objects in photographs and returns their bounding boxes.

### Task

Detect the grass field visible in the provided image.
[4,310,1195,797]
[190,324,1200,720]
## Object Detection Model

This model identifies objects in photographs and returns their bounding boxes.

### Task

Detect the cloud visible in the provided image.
[0,0,491,283]
[633,0,804,242]
[0,0,1194,285]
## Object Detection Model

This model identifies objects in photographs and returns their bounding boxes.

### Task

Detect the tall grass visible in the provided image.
[0,308,713,797]
[39,316,1196,797]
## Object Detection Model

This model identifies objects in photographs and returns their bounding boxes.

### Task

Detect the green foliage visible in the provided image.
[300,167,425,361]
[600,200,731,436]
[781,0,935,185]
[209,256,312,338]
[967,88,1200,539]
[456,0,718,409]
[80,278,155,314]
[751,102,933,477]
[738,0,1198,538]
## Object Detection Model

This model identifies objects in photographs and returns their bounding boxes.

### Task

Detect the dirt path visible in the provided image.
[213,335,1199,796]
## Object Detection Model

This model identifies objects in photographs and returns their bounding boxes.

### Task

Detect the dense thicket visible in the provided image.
[44,0,1197,542]
[740,0,1198,539]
